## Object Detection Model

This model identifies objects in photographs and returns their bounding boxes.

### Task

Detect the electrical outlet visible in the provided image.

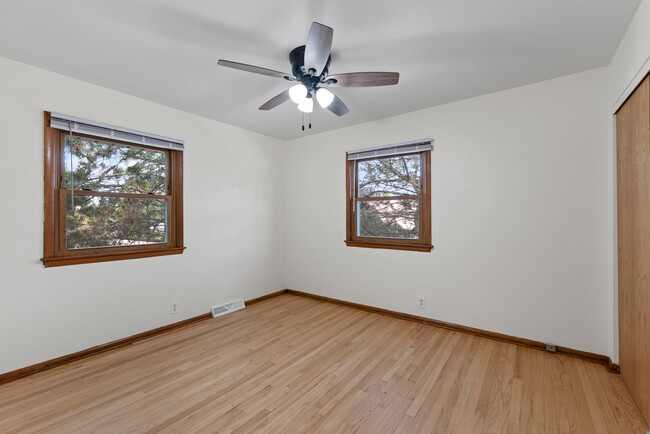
[418,296,426,309]
[170,301,179,315]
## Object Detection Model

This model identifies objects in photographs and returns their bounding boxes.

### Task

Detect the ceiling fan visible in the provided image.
[217,22,399,122]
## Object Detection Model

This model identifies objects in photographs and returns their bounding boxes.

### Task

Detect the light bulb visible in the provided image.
[316,88,334,108]
[289,84,307,104]
[297,97,313,113]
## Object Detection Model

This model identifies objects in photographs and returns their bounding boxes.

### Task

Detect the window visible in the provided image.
[345,140,432,252]
[42,112,185,266]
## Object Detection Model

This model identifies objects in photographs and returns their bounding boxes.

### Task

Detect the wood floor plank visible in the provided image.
[0,294,646,433]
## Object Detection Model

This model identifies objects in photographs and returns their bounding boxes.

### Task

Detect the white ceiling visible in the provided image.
[0,0,641,140]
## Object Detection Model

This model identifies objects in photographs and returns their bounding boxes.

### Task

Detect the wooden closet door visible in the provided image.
[617,75,650,426]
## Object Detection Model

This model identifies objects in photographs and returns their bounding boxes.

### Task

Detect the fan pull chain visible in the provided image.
[299,112,315,132]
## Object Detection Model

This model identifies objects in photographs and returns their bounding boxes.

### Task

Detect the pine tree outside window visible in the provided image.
[43,112,185,266]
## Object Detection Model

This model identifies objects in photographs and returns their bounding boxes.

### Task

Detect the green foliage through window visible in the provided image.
[66,195,167,249]
[65,136,166,195]
[63,136,168,250]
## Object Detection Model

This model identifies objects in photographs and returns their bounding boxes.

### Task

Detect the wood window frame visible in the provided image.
[345,149,432,252]
[42,112,185,267]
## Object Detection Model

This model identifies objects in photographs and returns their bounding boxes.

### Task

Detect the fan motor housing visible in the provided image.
[290,45,331,83]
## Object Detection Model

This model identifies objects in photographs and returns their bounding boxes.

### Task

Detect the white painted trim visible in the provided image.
[611,113,619,364]
[612,54,650,113]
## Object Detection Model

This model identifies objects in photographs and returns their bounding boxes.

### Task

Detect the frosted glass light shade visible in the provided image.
[289,84,308,104]
[298,97,313,113]
[316,88,334,108]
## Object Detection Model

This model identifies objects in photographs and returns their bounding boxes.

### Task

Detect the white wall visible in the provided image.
[607,0,650,364]
[0,56,285,375]
[2,17,637,372]
[284,68,613,357]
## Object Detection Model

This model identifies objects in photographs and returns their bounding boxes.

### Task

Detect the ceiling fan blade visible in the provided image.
[259,90,291,110]
[326,72,400,87]
[218,59,292,79]
[304,22,333,76]
[326,93,350,116]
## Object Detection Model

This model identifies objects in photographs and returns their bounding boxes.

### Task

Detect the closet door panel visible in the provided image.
[617,75,650,425]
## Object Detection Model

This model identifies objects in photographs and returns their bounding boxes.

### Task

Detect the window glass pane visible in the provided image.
[357,154,421,197]
[65,135,167,195]
[357,199,419,239]
[66,194,167,249]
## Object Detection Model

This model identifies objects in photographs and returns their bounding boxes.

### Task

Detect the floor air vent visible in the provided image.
[211,299,245,318]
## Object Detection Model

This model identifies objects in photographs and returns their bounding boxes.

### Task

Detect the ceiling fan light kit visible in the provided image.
[297,96,313,113]
[289,84,308,104]
[217,22,399,130]
[316,88,334,108]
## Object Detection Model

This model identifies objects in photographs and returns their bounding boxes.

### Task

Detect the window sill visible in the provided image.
[42,247,186,267]
[344,240,432,252]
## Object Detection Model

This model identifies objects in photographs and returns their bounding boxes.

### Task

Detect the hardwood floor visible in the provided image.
[0,294,646,433]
